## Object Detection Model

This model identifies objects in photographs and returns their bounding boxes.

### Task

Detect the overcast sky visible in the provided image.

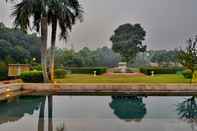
[1,0,197,50]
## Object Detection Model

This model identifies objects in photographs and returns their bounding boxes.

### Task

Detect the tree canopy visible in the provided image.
[0,23,41,64]
[110,23,146,63]
[178,37,197,73]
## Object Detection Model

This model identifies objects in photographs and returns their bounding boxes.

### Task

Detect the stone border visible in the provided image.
[1,83,197,96]
[0,83,197,95]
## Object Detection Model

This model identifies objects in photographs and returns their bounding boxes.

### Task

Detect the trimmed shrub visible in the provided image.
[32,64,42,71]
[65,67,107,75]
[0,62,8,80]
[55,69,66,79]
[139,67,185,75]
[20,71,43,83]
[182,69,193,79]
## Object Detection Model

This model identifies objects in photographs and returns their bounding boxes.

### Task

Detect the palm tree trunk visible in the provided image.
[50,18,57,82]
[41,17,49,83]
[38,97,46,131]
[48,96,53,131]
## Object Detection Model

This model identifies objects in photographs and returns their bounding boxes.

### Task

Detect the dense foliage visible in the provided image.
[55,69,66,79]
[140,67,184,75]
[177,36,197,82]
[182,69,193,79]
[54,47,121,68]
[0,23,41,64]
[177,37,197,73]
[0,61,8,80]
[20,71,43,83]
[110,23,146,63]
[0,23,41,80]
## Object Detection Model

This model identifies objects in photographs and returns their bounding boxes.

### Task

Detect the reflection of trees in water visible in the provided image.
[109,96,147,122]
[38,96,67,131]
[56,123,66,131]
[177,96,197,131]
[177,97,197,122]
[0,96,44,124]
[38,96,46,131]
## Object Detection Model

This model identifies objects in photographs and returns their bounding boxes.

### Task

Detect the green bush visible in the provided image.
[20,71,43,83]
[0,62,8,80]
[55,69,66,79]
[182,69,193,79]
[65,67,107,75]
[139,67,185,75]
[32,64,42,71]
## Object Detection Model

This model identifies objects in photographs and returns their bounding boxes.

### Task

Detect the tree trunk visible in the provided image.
[50,18,57,82]
[41,17,49,83]
[48,96,53,131]
[38,97,46,131]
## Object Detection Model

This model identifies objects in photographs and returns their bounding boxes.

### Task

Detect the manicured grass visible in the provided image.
[56,74,194,83]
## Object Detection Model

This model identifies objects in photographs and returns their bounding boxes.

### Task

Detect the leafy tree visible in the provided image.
[10,0,50,82]
[0,24,41,64]
[110,23,146,63]
[178,36,197,82]
[47,0,83,81]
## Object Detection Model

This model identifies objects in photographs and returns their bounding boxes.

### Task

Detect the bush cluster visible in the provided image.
[182,69,193,79]
[20,71,43,83]
[139,67,185,75]
[65,67,107,75]
[32,65,42,71]
[0,62,8,80]
[55,69,66,79]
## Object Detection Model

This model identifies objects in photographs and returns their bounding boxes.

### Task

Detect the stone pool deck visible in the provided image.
[2,83,197,96]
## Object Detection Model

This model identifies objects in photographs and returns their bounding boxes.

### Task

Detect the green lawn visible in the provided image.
[56,74,194,83]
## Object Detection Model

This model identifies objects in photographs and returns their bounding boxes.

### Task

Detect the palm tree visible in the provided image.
[47,0,83,81]
[8,0,50,82]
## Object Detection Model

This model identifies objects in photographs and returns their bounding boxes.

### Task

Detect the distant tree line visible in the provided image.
[130,50,179,67]
[149,50,179,67]
[53,47,121,68]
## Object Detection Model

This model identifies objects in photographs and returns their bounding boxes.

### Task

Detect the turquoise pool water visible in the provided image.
[0,95,196,131]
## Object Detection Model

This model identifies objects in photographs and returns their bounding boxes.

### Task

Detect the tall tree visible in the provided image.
[47,0,83,81]
[178,36,197,82]
[110,23,146,64]
[8,0,50,82]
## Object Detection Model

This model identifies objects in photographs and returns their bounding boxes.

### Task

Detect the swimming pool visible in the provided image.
[0,95,196,131]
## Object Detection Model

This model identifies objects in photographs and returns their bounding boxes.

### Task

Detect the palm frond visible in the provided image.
[11,0,34,32]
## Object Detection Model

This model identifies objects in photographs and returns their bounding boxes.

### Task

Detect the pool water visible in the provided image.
[0,95,197,131]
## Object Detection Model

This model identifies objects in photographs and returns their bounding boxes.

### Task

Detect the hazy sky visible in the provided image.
[1,0,197,50]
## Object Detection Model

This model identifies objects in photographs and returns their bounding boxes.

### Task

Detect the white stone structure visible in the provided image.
[118,62,127,73]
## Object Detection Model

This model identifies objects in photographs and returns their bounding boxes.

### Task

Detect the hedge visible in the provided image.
[32,65,42,71]
[0,62,8,80]
[20,71,43,83]
[65,67,107,75]
[182,69,193,79]
[55,69,66,79]
[139,67,185,75]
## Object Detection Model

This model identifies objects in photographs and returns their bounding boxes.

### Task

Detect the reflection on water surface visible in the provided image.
[0,95,197,131]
